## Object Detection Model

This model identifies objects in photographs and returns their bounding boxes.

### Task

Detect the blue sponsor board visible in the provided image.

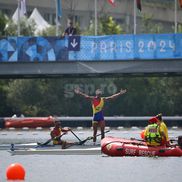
[69,34,181,60]
[0,34,182,62]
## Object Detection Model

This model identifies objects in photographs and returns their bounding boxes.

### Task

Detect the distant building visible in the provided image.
[0,0,182,34]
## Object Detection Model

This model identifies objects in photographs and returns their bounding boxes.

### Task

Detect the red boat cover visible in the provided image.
[5,116,54,128]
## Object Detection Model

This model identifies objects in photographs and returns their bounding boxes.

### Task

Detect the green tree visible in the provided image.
[101,16,124,35]
[141,13,164,33]
[37,26,57,36]
[0,12,7,36]
[3,76,182,117]
[5,18,36,36]
[6,79,45,116]
[83,16,124,35]
[177,24,182,33]
[0,80,13,116]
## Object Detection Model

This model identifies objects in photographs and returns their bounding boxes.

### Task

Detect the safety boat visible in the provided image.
[101,136,182,157]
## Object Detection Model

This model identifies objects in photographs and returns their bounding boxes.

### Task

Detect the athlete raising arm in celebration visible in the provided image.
[74,88,127,144]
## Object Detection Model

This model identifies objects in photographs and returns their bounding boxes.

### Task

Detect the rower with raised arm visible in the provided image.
[74,87,127,144]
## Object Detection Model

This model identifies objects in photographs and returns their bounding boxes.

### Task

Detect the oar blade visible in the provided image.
[78,130,110,145]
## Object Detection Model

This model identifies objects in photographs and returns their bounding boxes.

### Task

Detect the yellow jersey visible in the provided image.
[159,121,169,142]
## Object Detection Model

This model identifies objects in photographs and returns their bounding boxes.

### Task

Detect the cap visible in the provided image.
[156,113,162,121]
[148,117,158,123]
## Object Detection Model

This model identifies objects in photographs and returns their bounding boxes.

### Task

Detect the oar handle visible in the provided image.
[95,130,110,138]
[37,133,66,146]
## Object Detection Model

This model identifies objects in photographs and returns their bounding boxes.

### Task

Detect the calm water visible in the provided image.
[1,128,182,182]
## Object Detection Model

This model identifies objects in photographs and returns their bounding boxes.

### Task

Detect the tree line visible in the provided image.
[0,77,181,117]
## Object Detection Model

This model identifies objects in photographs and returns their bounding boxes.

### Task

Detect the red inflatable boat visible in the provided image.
[101,136,182,157]
[4,116,55,128]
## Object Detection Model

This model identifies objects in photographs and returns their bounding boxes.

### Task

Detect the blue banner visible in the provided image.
[69,34,182,60]
[0,34,182,62]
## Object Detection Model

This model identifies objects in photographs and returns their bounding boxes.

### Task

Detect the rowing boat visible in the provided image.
[0,141,100,150]
[5,130,109,155]
[0,142,65,150]
[9,145,101,155]
[101,136,182,157]
[1,141,101,155]
[0,143,39,150]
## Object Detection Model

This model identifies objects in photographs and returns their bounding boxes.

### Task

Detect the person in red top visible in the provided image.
[74,88,127,144]
[50,118,72,148]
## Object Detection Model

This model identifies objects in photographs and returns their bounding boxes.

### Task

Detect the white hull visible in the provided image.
[0,143,38,150]
[9,147,101,155]
[0,143,81,150]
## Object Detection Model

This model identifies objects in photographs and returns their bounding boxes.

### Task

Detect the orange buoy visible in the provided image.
[6,163,25,180]
[140,130,145,139]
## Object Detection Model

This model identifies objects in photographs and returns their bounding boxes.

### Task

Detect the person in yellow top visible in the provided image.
[74,88,127,143]
[156,113,170,146]
[50,119,72,148]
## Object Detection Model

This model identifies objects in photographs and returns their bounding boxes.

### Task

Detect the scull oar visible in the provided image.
[64,130,110,149]
[70,130,82,142]
[37,133,66,146]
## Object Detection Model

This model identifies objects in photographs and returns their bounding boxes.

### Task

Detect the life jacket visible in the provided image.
[92,97,104,114]
[145,123,162,146]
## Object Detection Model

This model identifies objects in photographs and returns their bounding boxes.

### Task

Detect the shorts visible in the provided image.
[92,112,104,124]
[53,139,65,145]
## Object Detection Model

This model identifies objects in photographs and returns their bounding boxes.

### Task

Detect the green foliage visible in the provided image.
[141,13,164,33]
[37,25,65,36]
[83,16,124,35]
[5,18,36,36]
[37,26,57,36]
[0,80,13,116]
[6,79,44,116]
[1,77,182,117]
[100,16,124,35]
[75,22,81,35]
[37,22,80,36]
[0,12,7,36]
[177,24,182,33]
